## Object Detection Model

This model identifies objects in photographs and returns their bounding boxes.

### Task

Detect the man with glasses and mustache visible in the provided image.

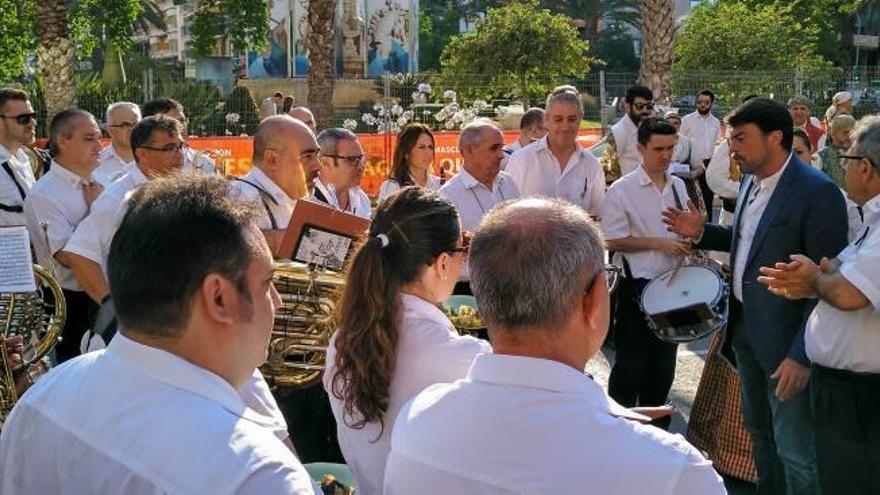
[314,128,371,218]
[141,97,216,175]
[93,102,140,186]
[0,87,38,227]
[609,85,656,180]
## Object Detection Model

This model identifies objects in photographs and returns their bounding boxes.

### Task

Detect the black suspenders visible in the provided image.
[233,178,278,230]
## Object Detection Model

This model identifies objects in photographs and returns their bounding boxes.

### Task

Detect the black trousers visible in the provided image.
[811,365,880,495]
[56,289,98,364]
[608,277,678,429]
[273,382,344,463]
[699,159,716,221]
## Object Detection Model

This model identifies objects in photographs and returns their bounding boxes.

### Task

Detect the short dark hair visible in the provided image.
[108,175,260,337]
[792,127,812,152]
[0,87,29,112]
[698,89,715,103]
[130,116,183,162]
[141,98,184,118]
[637,116,677,145]
[727,97,794,152]
[48,108,96,156]
[625,85,653,104]
[274,91,284,98]
[519,108,545,130]
[742,94,759,103]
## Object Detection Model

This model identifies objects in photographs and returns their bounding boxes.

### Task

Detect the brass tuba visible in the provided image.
[1,264,65,426]
[261,261,345,388]
[596,129,622,185]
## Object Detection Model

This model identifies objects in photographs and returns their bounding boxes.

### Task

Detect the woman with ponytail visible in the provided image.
[324,186,490,494]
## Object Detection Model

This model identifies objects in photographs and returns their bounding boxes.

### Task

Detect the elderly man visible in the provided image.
[757,116,880,495]
[0,87,37,227]
[141,97,215,174]
[607,85,655,178]
[314,128,371,218]
[231,115,319,253]
[62,116,185,308]
[384,198,725,494]
[24,109,103,363]
[94,102,140,185]
[789,95,826,151]
[506,86,605,217]
[289,106,317,133]
[1,175,318,494]
[501,107,545,169]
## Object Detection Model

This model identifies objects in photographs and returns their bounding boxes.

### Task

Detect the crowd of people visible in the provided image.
[0,81,876,495]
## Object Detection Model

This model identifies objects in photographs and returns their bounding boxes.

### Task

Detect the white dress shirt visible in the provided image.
[706,139,741,227]
[23,162,92,290]
[438,168,520,233]
[500,139,523,169]
[231,167,297,230]
[680,111,721,164]
[0,144,36,227]
[64,164,149,273]
[505,135,606,217]
[378,174,442,202]
[610,115,642,177]
[92,144,134,186]
[806,193,880,373]
[0,333,317,495]
[183,146,216,174]
[601,165,691,280]
[313,178,372,219]
[733,155,792,301]
[324,293,490,495]
[385,353,725,495]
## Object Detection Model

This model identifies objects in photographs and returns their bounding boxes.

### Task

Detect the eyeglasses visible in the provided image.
[324,154,365,167]
[838,154,876,171]
[300,149,321,162]
[634,102,655,111]
[140,142,185,153]
[583,270,604,296]
[0,113,37,125]
[108,122,136,129]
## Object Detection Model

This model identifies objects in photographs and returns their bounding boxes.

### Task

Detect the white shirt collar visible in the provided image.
[754,153,792,188]
[457,166,502,193]
[863,192,880,226]
[0,143,27,165]
[400,293,452,329]
[635,164,675,190]
[249,166,293,206]
[48,161,87,189]
[107,333,278,428]
[468,354,648,421]
[533,135,589,159]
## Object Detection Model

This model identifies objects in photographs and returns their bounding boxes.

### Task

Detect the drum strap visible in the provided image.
[233,178,278,230]
[671,181,684,210]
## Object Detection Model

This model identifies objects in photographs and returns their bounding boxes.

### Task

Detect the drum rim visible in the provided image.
[640,264,723,315]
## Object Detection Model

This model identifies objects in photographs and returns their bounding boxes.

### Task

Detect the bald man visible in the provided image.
[289,107,316,133]
[231,115,321,254]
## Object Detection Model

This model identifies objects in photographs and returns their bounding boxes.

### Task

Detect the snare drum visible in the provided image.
[640,264,728,343]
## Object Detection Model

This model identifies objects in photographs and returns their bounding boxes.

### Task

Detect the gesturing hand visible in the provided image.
[655,238,692,257]
[757,254,819,300]
[771,358,810,402]
[661,199,704,239]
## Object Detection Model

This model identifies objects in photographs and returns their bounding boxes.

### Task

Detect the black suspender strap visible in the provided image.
[0,161,26,213]
[232,178,278,230]
[671,181,684,210]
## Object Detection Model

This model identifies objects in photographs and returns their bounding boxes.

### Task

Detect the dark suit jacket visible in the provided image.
[698,156,848,372]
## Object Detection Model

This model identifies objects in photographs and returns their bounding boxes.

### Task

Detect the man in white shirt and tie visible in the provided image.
[757,115,880,495]
[607,85,656,179]
[0,174,318,494]
[93,101,140,186]
[680,90,721,219]
[0,87,38,226]
[384,197,725,494]
[506,85,605,218]
[24,109,104,363]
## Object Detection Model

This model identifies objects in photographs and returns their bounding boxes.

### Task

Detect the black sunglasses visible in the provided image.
[634,102,655,111]
[0,113,37,125]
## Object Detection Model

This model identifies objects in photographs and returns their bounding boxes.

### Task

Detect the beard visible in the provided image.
[697,106,711,116]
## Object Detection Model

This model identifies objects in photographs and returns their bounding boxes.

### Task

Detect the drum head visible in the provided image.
[641,265,722,316]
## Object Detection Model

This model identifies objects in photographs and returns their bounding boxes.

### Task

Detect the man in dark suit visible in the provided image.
[662,98,848,495]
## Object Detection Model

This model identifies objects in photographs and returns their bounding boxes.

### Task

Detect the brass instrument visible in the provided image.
[1,264,65,426]
[595,129,622,185]
[606,264,622,294]
[261,261,346,388]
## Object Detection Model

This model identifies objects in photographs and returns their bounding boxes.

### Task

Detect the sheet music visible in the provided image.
[0,226,37,292]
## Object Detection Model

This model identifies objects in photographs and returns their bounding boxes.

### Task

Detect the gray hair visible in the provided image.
[48,108,97,157]
[545,85,583,114]
[316,127,358,155]
[469,198,605,332]
[458,119,500,150]
[788,95,812,108]
[851,115,880,173]
[829,114,856,136]
[106,101,141,123]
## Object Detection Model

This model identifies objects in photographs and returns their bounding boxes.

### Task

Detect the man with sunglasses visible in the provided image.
[93,102,140,186]
[0,87,37,227]
[141,97,215,175]
[609,85,655,179]
[314,128,371,218]
[757,116,880,495]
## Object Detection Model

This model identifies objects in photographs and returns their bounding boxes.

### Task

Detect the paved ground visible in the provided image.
[589,334,757,494]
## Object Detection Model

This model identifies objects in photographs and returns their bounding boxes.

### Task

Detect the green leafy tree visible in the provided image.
[190,0,269,58]
[440,0,592,104]
[594,24,640,72]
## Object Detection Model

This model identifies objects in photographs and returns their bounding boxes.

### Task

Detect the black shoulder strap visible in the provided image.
[0,161,26,212]
[671,180,684,210]
[232,177,278,230]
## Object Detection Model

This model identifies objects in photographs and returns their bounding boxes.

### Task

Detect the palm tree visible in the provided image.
[638,0,674,102]
[101,0,168,87]
[307,0,337,130]
[36,0,76,119]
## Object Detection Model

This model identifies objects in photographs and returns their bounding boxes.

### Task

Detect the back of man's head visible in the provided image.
[727,97,793,152]
[469,198,605,334]
[108,175,260,338]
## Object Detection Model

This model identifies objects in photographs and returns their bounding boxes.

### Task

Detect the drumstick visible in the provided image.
[665,256,687,288]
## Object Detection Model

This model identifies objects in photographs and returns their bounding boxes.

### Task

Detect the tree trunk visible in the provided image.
[307,0,337,131]
[638,0,674,103]
[102,44,127,88]
[35,0,76,120]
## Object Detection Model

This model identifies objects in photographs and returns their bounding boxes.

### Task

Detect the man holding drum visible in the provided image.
[601,117,693,428]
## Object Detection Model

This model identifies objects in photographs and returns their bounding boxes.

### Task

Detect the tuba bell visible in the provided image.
[261,261,346,389]
[596,129,622,185]
[1,264,65,426]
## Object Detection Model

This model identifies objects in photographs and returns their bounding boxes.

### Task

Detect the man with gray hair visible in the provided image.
[439,119,519,233]
[758,115,880,494]
[384,197,724,494]
[94,102,140,185]
[314,128,371,218]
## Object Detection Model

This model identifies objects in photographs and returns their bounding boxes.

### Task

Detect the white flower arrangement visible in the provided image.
[225,112,241,125]
[359,86,502,133]
[343,119,358,131]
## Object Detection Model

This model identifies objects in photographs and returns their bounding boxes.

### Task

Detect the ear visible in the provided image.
[199,273,238,326]
[582,272,609,330]
[264,149,278,170]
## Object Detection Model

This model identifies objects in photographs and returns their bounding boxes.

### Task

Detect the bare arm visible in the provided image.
[812,258,870,311]
[57,251,108,303]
